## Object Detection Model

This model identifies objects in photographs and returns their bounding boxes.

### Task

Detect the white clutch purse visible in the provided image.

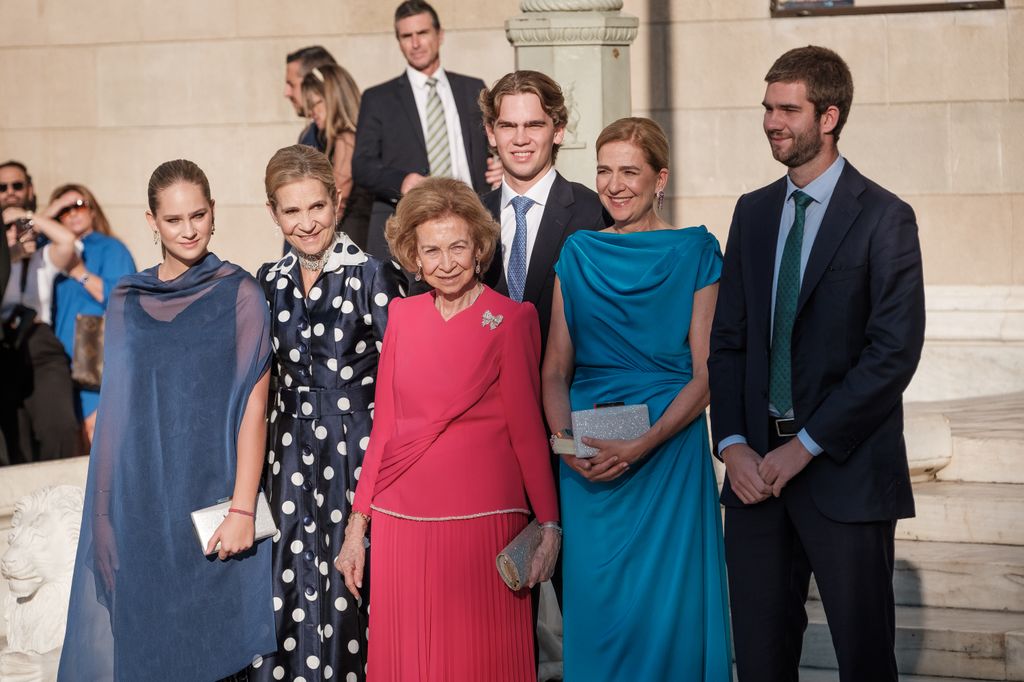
[569,403,651,458]
[191,491,277,555]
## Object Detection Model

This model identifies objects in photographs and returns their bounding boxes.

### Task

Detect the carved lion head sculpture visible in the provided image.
[1,485,84,599]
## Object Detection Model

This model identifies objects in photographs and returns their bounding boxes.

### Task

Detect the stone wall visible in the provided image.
[2,0,1021,395]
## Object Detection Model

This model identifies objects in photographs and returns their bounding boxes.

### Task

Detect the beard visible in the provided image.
[770,124,824,169]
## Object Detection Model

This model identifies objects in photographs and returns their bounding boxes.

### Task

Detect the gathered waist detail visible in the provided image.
[370,505,530,522]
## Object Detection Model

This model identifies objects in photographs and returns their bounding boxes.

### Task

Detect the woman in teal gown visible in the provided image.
[542,118,732,681]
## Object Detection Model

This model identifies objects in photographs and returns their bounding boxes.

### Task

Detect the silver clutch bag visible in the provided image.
[570,403,651,458]
[496,520,541,591]
[191,491,277,555]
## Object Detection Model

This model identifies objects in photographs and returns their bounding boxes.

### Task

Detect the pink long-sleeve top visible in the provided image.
[352,286,559,524]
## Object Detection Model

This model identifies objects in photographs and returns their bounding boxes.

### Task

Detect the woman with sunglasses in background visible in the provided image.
[47,184,136,446]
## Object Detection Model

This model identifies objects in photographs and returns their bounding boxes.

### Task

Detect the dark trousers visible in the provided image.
[0,323,80,464]
[724,433,898,682]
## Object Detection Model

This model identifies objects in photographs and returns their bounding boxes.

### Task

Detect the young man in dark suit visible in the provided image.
[708,46,925,682]
[353,0,501,260]
[479,70,609,353]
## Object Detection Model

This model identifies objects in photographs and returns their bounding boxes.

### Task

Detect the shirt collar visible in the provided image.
[500,167,558,211]
[406,65,448,90]
[786,155,846,205]
[269,233,368,276]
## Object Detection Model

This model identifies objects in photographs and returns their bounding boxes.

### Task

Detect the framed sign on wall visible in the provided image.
[771,0,1004,17]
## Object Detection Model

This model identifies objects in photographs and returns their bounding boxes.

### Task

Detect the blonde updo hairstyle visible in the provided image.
[595,117,670,173]
[385,177,499,275]
[264,144,338,213]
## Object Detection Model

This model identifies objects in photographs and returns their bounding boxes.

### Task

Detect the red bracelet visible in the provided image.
[228,507,255,518]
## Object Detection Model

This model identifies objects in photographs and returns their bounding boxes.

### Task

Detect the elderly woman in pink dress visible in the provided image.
[336,177,560,681]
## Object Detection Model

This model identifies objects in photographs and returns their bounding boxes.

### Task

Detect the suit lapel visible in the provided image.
[796,164,864,315]
[449,75,477,168]
[522,173,572,305]
[481,190,509,295]
[396,74,427,154]
[753,178,788,347]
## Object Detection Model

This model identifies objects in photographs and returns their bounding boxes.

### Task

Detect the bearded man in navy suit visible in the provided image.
[708,46,926,682]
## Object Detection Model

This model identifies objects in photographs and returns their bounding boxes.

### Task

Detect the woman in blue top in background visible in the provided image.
[48,183,136,444]
[542,118,732,681]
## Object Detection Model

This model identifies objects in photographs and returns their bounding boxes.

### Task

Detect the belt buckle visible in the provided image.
[774,418,796,438]
[294,387,321,420]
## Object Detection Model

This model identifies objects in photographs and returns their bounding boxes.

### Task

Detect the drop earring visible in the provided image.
[474,258,481,275]
[211,225,216,236]
[152,231,159,245]
[414,264,423,282]
[657,190,665,212]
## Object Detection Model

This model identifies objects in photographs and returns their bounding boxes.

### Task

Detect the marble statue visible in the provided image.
[0,484,84,682]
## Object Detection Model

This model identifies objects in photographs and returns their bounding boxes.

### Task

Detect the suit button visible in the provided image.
[302,480,313,492]
[303,515,313,525]
[303,550,314,562]
[305,585,316,597]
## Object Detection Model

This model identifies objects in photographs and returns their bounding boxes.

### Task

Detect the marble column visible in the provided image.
[505,0,639,188]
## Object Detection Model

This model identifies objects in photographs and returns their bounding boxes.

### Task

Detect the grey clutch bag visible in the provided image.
[496,520,541,591]
[570,403,651,458]
[191,491,277,555]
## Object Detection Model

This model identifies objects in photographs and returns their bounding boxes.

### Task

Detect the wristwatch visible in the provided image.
[77,272,90,285]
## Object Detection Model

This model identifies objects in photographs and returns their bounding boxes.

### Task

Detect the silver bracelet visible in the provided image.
[539,521,562,534]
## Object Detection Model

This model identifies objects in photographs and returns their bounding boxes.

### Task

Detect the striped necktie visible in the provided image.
[425,77,452,178]
[769,189,814,416]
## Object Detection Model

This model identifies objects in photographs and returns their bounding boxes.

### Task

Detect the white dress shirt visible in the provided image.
[498,167,558,276]
[406,66,473,187]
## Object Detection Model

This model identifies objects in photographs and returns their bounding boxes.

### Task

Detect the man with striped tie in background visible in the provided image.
[353,0,502,263]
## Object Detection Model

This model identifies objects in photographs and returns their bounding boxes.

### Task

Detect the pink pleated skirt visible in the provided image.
[367,511,536,682]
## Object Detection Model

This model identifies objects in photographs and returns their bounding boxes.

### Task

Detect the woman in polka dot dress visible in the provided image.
[251,145,405,682]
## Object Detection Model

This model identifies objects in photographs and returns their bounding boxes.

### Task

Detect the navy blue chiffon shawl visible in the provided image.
[59,253,275,681]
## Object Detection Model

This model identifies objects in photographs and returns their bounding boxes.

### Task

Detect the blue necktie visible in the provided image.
[507,196,534,302]
[769,190,815,416]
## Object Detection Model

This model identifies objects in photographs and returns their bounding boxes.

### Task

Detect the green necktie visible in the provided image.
[769,190,814,416]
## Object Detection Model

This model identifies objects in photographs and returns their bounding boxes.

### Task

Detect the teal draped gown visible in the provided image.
[555,227,732,682]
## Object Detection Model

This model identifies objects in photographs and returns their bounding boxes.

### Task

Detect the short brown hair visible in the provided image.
[479,70,569,161]
[596,117,670,172]
[765,45,854,141]
[286,45,336,75]
[394,0,440,31]
[385,177,498,274]
[264,144,337,211]
[48,183,112,236]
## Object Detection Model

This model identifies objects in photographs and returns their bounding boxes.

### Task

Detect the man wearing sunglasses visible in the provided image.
[1,160,81,465]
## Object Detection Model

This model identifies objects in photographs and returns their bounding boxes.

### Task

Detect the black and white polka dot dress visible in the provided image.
[250,235,405,682]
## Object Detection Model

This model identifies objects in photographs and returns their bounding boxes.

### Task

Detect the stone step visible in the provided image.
[898,482,1024,546]
[800,668,995,682]
[809,540,1024,612]
[938,434,1024,485]
[799,668,992,682]
[800,602,1024,680]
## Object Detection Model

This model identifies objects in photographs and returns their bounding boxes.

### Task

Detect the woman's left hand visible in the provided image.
[526,527,562,588]
[579,437,650,482]
[206,513,255,560]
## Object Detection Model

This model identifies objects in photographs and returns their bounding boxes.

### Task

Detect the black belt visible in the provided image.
[276,384,375,420]
[770,416,799,438]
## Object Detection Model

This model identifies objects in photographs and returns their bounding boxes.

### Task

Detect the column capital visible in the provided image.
[507,11,638,47]
[520,0,624,10]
